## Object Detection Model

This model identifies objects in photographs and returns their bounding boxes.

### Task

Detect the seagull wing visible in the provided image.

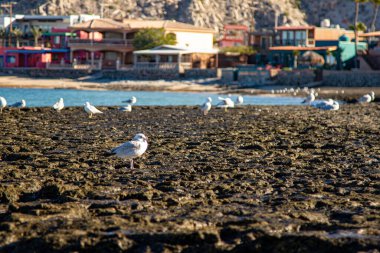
[111,140,141,157]
[53,101,60,109]
[89,105,103,114]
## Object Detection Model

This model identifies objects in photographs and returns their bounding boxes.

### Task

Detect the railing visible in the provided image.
[134,62,179,69]
[46,62,102,70]
[68,38,133,46]
[274,39,307,46]
[46,63,73,69]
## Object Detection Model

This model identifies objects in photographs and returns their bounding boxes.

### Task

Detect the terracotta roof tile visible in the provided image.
[70,18,129,30]
[123,19,214,33]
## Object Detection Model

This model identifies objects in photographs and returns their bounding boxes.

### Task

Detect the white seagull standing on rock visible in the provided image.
[236,95,244,105]
[217,97,234,111]
[84,102,103,118]
[53,98,64,112]
[358,91,375,103]
[123,96,137,105]
[302,92,315,105]
[0,96,7,113]
[110,133,148,169]
[200,97,212,115]
[119,104,132,112]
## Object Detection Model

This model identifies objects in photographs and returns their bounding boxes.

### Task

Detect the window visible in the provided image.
[282,31,288,45]
[295,31,306,46]
[54,36,60,44]
[6,56,16,64]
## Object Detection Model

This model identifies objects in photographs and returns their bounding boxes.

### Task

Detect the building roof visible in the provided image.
[70,18,129,31]
[276,26,315,31]
[5,48,69,54]
[269,46,337,51]
[123,19,215,33]
[16,15,67,21]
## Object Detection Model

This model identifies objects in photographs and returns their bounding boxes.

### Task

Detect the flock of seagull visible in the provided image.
[201,95,244,115]
[0,89,376,169]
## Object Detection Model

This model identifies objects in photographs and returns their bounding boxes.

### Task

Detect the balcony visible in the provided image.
[68,38,133,49]
[274,39,308,47]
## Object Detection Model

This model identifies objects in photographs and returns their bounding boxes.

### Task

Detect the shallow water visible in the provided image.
[0,88,304,107]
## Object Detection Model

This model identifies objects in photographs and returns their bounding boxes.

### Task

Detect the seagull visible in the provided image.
[0,96,7,113]
[302,92,315,104]
[370,91,375,101]
[217,97,234,111]
[119,104,132,112]
[123,96,137,105]
[10,99,26,110]
[53,98,64,112]
[110,133,148,169]
[312,99,335,109]
[84,102,103,118]
[235,95,244,105]
[320,100,339,111]
[200,97,212,115]
[358,91,375,103]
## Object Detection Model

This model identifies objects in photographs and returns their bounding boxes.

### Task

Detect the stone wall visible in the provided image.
[238,70,270,87]
[220,68,235,84]
[102,69,179,80]
[275,70,316,86]
[183,69,218,79]
[322,70,380,87]
[0,68,97,79]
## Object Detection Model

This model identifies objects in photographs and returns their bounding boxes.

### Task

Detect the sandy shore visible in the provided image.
[0,105,379,252]
[1,75,380,101]
[0,75,223,93]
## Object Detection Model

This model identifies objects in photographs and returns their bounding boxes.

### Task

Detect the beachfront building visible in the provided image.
[218,24,249,47]
[68,19,130,69]
[250,29,275,65]
[268,24,367,69]
[10,14,99,47]
[68,18,218,70]
[0,46,68,68]
[131,20,217,70]
[359,31,380,70]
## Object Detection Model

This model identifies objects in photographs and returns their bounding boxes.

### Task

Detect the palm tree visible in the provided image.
[0,28,6,47]
[31,26,42,47]
[12,28,23,47]
[370,0,380,32]
[353,0,368,68]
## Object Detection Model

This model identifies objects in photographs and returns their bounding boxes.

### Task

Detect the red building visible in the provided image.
[218,24,249,47]
[0,46,69,68]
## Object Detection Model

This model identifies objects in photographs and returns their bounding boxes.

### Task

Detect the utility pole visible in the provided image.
[100,0,112,18]
[1,1,17,47]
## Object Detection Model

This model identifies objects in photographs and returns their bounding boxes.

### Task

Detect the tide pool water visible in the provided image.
[0,88,304,107]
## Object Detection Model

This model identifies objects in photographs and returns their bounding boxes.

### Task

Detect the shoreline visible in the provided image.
[1,75,380,100]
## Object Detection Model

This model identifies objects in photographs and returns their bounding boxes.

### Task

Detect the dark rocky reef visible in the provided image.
[0,105,379,252]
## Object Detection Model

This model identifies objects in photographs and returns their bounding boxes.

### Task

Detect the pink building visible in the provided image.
[219,24,249,47]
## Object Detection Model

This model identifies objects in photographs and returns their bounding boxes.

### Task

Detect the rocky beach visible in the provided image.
[0,104,379,252]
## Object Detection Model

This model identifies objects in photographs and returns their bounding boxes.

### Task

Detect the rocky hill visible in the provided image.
[9,0,380,32]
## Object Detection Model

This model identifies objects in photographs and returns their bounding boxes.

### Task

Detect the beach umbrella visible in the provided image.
[300,51,325,66]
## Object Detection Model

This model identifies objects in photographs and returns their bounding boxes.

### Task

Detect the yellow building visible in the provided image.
[68,19,217,70]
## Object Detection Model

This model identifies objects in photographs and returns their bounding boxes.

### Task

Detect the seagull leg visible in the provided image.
[89,113,92,118]
[130,159,134,169]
